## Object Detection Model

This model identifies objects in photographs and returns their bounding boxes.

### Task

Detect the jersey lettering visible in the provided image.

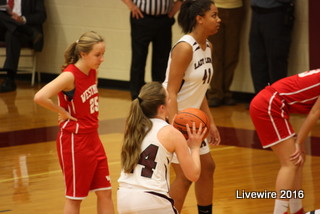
[194,57,212,70]
[81,84,98,103]
[138,144,159,178]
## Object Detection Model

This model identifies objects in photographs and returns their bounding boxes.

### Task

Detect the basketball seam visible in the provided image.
[179,112,207,125]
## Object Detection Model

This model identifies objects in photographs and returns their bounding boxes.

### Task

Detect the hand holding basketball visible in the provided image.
[173,108,210,140]
[185,122,207,148]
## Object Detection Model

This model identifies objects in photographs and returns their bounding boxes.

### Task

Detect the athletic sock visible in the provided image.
[273,199,289,214]
[292,208,305,214]
[198,204,212,214]
[289,199,303,214]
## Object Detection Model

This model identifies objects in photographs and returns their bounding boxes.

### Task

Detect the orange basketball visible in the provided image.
[173,108,210,140]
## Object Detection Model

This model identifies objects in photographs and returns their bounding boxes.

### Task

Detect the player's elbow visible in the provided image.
[33,92,45,105]
[186,169,201,182]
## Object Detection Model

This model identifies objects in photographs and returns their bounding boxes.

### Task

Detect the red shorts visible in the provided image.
[57,130,111,200]
[249,86,295,148]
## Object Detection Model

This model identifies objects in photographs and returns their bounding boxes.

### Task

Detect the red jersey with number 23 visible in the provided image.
[58,64,99,134]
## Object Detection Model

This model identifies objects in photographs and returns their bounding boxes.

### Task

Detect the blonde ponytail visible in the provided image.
[121,82,166,173]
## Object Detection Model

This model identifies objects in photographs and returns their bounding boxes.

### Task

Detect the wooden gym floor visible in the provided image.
[0,80,319,214]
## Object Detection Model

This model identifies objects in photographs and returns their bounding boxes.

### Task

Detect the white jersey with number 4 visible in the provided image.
[163,34,213,110]
[118,118,172,194]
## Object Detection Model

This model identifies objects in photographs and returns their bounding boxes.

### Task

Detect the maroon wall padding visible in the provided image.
[309,0,320,69]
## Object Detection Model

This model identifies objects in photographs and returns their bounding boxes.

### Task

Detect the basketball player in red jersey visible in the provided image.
[34,31,114,214]
[250,68,320,214]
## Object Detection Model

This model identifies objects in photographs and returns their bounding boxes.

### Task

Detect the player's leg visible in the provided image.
[195,152,215,214]
[271,137,304,214]
[289,161,304,214]
[58,132,85,214]
[95,189,114,214]
[63,198,82,214]
[92,135,114,214]
[169,163,192,212]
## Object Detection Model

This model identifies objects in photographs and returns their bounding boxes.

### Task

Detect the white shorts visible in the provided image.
[117,188,178,214]
[172,139,210,164]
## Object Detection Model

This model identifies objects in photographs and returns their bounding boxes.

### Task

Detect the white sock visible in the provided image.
[289,199,302,214]
[274,199,289,214]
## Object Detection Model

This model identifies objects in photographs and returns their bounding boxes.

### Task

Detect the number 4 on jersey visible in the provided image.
[138,144,159,178]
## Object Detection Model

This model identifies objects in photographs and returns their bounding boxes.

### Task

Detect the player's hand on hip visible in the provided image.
[58,112,77,123]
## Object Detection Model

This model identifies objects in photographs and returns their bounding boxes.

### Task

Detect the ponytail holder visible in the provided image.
[137,97,143,104]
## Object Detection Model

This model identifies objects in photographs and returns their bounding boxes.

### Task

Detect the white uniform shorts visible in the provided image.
[117,188,178,214]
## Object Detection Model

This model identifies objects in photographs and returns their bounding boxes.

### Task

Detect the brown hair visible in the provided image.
[121,82,167,173]
[61,31,104,71]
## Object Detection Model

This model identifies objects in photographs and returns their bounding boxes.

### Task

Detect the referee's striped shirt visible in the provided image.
[133,0,173,16]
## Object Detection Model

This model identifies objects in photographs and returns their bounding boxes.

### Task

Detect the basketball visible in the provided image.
[306,209,320,214]
[173,108,210,140]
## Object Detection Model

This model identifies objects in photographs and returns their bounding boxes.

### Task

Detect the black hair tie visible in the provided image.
[137,97,143,104]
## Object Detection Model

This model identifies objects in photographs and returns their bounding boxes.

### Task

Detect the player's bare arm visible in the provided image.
[167,42,193,122]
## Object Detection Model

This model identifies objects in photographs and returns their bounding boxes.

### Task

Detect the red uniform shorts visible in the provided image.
[57,130,112,200]
[249,86,295,148]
